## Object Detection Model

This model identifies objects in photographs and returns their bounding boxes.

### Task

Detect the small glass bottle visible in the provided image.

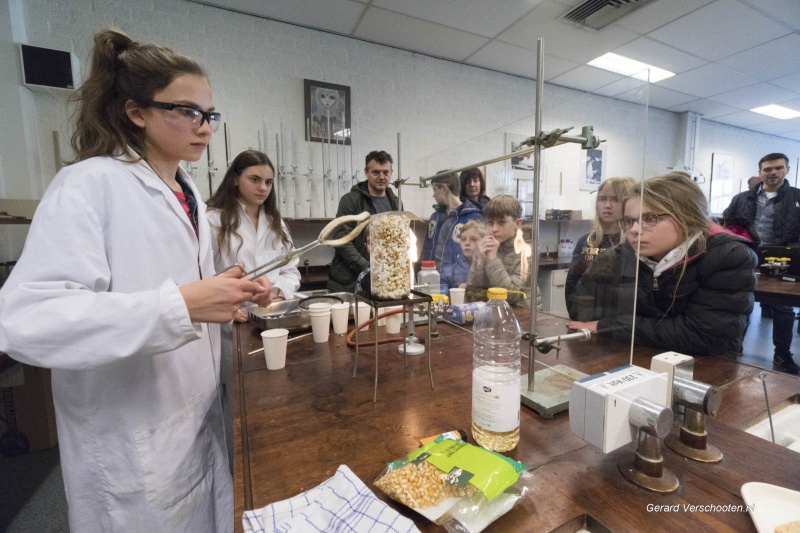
[417,261,440,295]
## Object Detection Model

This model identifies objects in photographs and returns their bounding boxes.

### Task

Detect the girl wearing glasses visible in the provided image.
[0,29,271,532]
[567,172,757,357]
[565,176,637,310]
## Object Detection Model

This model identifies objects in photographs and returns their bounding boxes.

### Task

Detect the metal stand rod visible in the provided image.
[417,135,596,186]
[396,132,402,206]
[528,38,545,393]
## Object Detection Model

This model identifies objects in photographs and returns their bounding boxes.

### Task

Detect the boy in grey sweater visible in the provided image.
[467,195,541,308]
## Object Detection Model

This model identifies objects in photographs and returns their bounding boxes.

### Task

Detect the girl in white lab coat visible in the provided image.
[205,151,299,471]
[0,29,270,533]
[207,150,301,323]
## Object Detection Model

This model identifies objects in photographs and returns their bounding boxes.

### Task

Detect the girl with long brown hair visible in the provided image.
[0,28,271,532]
[207,150,300,322]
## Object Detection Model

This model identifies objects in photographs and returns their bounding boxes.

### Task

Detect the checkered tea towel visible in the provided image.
[242,464,420,533]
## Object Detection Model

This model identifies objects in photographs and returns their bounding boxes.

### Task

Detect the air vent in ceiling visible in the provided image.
[561,0,658,30]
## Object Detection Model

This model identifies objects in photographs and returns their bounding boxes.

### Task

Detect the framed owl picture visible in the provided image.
[304,79,351,144]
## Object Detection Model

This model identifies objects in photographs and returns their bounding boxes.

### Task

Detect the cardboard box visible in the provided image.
[1,362,58,455]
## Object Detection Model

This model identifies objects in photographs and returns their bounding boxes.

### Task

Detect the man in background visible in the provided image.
[327,150,401,292]
[724,153,800,374]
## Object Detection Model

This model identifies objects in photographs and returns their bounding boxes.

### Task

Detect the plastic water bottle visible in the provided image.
[418,261,440,295]
[471,287,521,452]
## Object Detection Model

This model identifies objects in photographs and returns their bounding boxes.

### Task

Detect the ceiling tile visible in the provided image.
[648,0,792,61]
[772,72,800,92]
[708,83,798,109]
[617,85,697,110]
[611,37,707,75]
[354,7,489,61]
[549,65,625,93]
[592,77,648,98]
[748,120,800,135]
[668,99,741,118]
[496,1,639,62]
[710,111,774,128]
[777,98,800,111]
[204,0,365,34]
[614,0,716,34]
[372,0,543,38]
[739,0,800,30]
[777,130,800,141]
[657,63,760,99]
[466,43,578,79]
[719,34,800,81]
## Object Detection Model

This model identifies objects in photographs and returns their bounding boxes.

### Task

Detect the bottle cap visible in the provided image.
[487,287,527,300]
[487,287,508,299]
[421,261,436,268]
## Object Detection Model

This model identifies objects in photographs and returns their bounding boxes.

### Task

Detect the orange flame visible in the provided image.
[409,230,418,288]
[513,228,532,280]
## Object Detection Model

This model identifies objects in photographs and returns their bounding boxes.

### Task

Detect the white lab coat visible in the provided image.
[0,152,232,532]
[206,204,300,300]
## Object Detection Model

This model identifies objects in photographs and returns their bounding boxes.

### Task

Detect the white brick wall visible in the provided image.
[2,0,798,261]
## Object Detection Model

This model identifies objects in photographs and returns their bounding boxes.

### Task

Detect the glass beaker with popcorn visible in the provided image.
[369,212,414,300]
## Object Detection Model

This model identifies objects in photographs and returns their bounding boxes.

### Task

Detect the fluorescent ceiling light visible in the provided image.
[587,52,675,83]
[750,104,800,120]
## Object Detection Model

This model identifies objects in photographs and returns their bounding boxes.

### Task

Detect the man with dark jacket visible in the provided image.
[723,153,800,374]
[327,151,401,292]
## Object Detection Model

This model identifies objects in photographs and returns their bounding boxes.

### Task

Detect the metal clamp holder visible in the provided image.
[619,397,679,493]
[665,376,723,463]
[427,298,453,340]
[524,329,591,359]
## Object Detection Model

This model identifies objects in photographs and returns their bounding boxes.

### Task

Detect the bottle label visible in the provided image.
[472,366,520,432]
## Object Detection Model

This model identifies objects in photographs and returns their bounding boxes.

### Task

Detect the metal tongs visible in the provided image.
[241,211,371,280]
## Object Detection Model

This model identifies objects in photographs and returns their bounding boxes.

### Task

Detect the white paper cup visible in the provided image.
[261,328,288,370]
[308,302,332,313]
[374,308,387,327]
[310,310,331,343]
[330,303,350,335]
[385,305,403,335]
[354,302,371,331]
[449,288,466,306]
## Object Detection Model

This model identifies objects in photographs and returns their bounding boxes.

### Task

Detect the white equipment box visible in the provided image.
[570,365,668,453]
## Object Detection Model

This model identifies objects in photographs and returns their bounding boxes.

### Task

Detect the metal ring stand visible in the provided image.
[351,290,434,402]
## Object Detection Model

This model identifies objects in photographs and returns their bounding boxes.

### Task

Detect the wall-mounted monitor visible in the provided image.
[19,44,80,95]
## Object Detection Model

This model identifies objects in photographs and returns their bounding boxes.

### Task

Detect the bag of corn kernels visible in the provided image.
[374,435,532,532]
